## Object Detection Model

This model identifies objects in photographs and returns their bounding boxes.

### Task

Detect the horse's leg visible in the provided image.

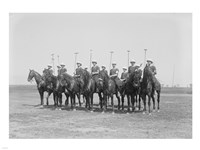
[103,93,107,112]
[142,94,147,114]
[127,95,130,112]
[46,91,52,106]
[116,92,120,110]
[121,95,124,111]
[157,90,160,111]
[131,94,135,112]
[151,92,156,111]
[111,94,114,113]
[98,92,103,109]
[59,93,62,107]
[139,94,141,111]
[70,94,74,109]
[78,93,81,107]
[148,94,151,114]
[39,90,44,106]
[90,93,94,111]
[73,94,76,110]
[65,93,69,106]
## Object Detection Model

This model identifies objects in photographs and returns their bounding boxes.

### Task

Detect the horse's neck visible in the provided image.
[33,72,42,85]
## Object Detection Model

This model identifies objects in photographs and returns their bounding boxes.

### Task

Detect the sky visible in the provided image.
[9,13,192,86]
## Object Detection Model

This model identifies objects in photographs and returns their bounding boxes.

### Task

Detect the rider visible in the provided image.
[128,59,137,74]
[59,63,67,75]
[120,67,128,82]
[91,60,100,92]
[146,58,157,89]
[146,59,157,75]
[42,64,54,88]
[109,62,120,89]
[100,65,108,75]
[74,61,84,77]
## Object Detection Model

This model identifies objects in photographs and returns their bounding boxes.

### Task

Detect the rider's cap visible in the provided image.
[123,67,127,70]
[60,63,65,66]
[102,65,106,68]
[47,64,52,67]
[92,60,97,63]
[77,61,82,65]
[147,59,153,63]
[130,59,136,63]
[112,62,117,65]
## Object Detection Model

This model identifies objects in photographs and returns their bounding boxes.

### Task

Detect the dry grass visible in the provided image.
[9,85,192,138]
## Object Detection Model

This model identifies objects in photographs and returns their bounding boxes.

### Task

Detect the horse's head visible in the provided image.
[59,73,72,88]
[27,69,35,82]
[129,70,142,88]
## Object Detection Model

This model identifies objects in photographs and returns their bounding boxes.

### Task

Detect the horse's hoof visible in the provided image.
[135,107,138,111]
[90,110,94,113]
[157,110,160,113]
[143,111,146,115]
[73,109,76,111]
[153,109,156,112]
[149,113,152,116]
[101,111,105,114]
[126,112,129,115]
[112,111,115,114]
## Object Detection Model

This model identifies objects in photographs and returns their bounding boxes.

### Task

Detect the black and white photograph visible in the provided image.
[9,13,192,139]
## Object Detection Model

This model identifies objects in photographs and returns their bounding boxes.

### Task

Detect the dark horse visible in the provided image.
[55,75,70,107]
[107,77,121,113]
[96,71,109,112]
[140,66,161,114]
[58,70,91,110]
[120,70,142,112]
[27,69,56,106]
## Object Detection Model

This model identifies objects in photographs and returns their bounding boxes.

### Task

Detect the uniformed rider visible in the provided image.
[91,60,100,92]
[59,63,67,75]
[120,67,128,82]
[100,65,108,75]
[74,61,84,77]
[110,62,121,89]
[128,59,137,74]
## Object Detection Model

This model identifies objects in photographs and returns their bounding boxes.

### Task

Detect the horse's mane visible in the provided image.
[62,72,74,81]
[99,71,109,89]
[32,70,42,77]
[81,70,91,89]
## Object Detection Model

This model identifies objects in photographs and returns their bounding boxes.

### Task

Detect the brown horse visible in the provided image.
[140,65,161,114]
[107,77,121,113]
[27,69,56,106]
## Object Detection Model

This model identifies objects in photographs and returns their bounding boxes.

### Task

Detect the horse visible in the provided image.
[120,70,142,112]
[55,75,70,107]
[107,77,121,113]
[140,65,161,114]
[96,71,109,112]
[58,71,90,110]
[27,69,56,106]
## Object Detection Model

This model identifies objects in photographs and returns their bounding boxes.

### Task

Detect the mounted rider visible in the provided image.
[146,58,157,90]
[120,67,128,82]
[100,65,108,75]
[59,63,67,75]
[91,60,100,92]
[109,62,121,90]
[42,64,54,88]
[74,61,84,77]
[128,59,137,74]
[74,61,84,92]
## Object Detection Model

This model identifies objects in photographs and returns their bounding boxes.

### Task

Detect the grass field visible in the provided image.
[9,85,192,139]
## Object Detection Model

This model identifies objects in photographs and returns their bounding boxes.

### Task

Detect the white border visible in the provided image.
[1,0,199,150]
